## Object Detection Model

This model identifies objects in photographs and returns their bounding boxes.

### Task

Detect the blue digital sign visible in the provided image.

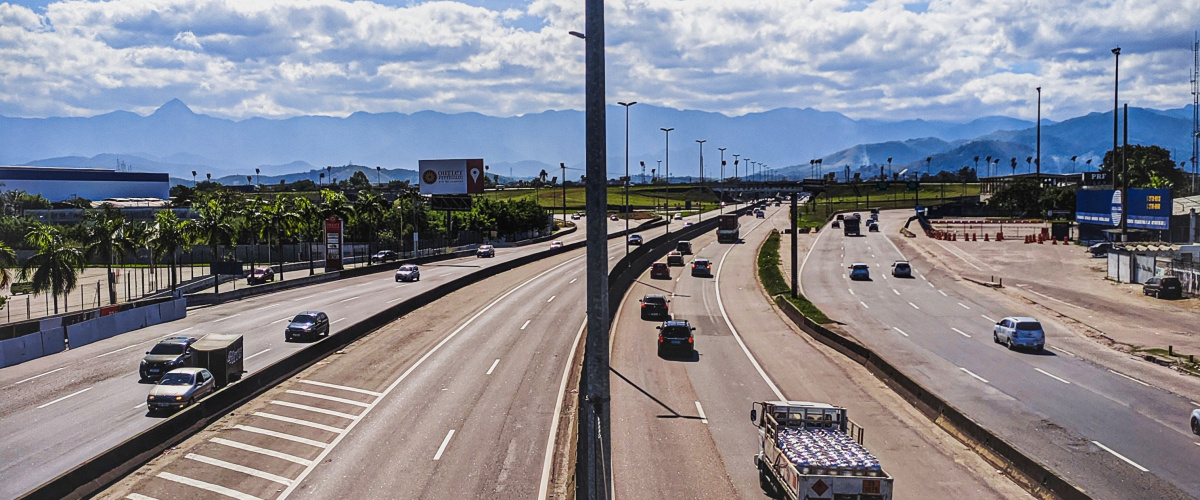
[1127,188,1171,230]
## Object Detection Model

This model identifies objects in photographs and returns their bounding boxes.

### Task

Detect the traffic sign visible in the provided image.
[876,181,889,191]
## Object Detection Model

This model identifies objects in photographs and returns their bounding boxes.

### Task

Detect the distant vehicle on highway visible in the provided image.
[849,263,870,281]
[676,240,692,255]
[571,213,581,220]
[836,214,844,221]
[549,240,564,250]
[1191,409,1200,435]
[1142,276,1181,299]
[247,266,275,285]
[755,210,765,218]
[395,263,420,282]
[1088,242,1112,256]
[146,368,215,413]
[650,262,671,279]
[716,214,740,243]
[992,316,1045,352]
[684,221,693,227]
[656,319,695,358]
[140,336,198,381]
[868,221,879,232]
[477,244,495,258]
[667,250,685,266]
[673,213,684,221]
[843,214,861,236]
[640,293,670,320]
[891,261,912,278]
[370,250,399,264]
[870,212,879,221]
[831,220,840,228]
[628,234,643,245]
[285,311,330,342]
[610,214,619,221]
[691,258,712,277]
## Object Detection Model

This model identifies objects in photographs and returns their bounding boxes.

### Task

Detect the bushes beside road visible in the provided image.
[758,230,831,324]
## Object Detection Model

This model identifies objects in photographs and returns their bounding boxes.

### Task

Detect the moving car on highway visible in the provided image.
[640,294,670,320]
[285,311,330,342]
[992,316,1045,352]
[610,214,619,221]
[549,240,564,250]
[1142,276,1182,299]
[691,258,712,277]
[395,263,420,282]
[667,250,685,266]
[146,368,215,413]
[755,210,765,218]
[477,244,495,258]
[571,213,581,220]
[656,319,695,358]
[370,250,399,264]
[247,266,274,285]
[628,234,643,245]
[891,261,912,278]
[849,263,870,281]
[868,221,879,232]
[1192,409,1200,435]
[140,336,198,381]
[650,262,670,279]
[673,213,684,221]
[676,240,692,255]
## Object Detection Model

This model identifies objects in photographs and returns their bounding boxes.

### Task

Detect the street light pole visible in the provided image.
[560,162,567,225]
[661,127,674,234]
[718,148,726,213]
[696,139,705,221]
[619,101,636,258]
[1036,86,1042,184]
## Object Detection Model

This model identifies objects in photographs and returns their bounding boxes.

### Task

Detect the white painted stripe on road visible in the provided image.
[951,328,971,338]
[695,401,708,424]
[959,367,989,384]
[1092,441,1149,472]
[433,429,455,460]
[338,296,360,303]
[15,366,66,385]
[96,328,194,359]
[981,315,996,322]
[233,425,329,448]
[1191,401,1200,408]
[927,281,934,288]
[547,295,556,303]
[539,318,586,500]
[715,238,786,401]
[920,274,927,280]
[210,437,313,466]
[521,319,531,330]
[293,293,321,301]
[569,278,577,284]
[958,302,970,309]
[848,289,855,295]
[245,348,271,361]
[270,317,290,324]
[252,303,279,312]
[892,288,900,295]
[860,301,869,309]
[486,359,500,375]
[214,313,242,322]
[1035,368,1071,384]
[893,327,909,337]
[908,302,920,310]
[332,317,345,324]
[286,390,371,408]
[939,290,948,296]
[298,379,382,396]
[127,494,159,500]
[157,472,262,500]
[185,453,293,485]
[270,400,360,420]
[252,412,346,434]
[1108,369,1151,387]
[37,387,91,409]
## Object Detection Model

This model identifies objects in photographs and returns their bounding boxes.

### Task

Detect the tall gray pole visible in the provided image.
[791,193,798,298]
[696,139,705,221]
[619,101,636,259]
[718,147,726,214]
[577,1,611,496]
[1112,47,1120,189]
[1036,87,1042,183]
[661,127,673,233]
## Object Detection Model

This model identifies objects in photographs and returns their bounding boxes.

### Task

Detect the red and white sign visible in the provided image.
[419,159,485,195]
[325,217,343,271]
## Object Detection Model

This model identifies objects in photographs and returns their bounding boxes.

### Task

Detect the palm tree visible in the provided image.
[0,241,16,291]
[263,195,301,279]
[353,190,386,255]
[238,197,269,269]
[19,224,86,314]
[191,199,235,293]
[82,204,130,304]
[151,210,193,291]
[292,196,322,275]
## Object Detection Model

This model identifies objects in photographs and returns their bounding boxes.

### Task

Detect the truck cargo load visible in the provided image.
[717,214,741,243]
[752,401,893,500]
[843,215,861,236]
[190,333,244,388]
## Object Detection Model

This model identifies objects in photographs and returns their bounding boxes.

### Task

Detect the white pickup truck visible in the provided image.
[751,401,893,500]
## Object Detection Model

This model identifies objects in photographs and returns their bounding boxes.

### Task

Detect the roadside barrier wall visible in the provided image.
[64,299,188,350]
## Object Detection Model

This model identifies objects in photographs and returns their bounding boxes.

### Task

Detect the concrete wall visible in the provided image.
[0,299,186,368]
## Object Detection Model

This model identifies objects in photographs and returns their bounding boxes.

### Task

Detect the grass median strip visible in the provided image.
[758,230,831,324]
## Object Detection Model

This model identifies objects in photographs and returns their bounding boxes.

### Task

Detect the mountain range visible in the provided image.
[0,99,1195,184]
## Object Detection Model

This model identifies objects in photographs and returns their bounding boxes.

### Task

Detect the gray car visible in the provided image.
[395,264,420,282]
[147,367,215,413]
[993,316,1045,352]
[1191,409,1200,436]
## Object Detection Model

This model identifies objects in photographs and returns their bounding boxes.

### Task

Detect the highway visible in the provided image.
[608,206,1029,499]
[800,211,1200,500]
[0,216,645,499]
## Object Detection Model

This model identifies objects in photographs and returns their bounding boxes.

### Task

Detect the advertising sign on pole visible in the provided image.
[419,159,485,195]
[1126,188,1171,230]
[325,217,343,271]
[1077,189,1119,226]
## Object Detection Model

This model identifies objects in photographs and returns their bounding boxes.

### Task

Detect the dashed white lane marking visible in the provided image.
[233,425,328,448]
[127,493,160,500]
[848,289,855,295]
[1092,441,1149,472]
[386,295,407,303]
[1191,401,1200,407]
[927,282,935,288]
[892,288,900,295]
[185,453,293,485]
[293,293,322,301]
[959,367,989,384]
[298,379,382,396]
[271,317,291,324]
[951,328,971,338]
[893,327,909,337]
[245,348,271,361]
[211,437,313,465]
[958,302,970,309]
[860,301,870,309]
[695,401,709,424]
[521,320,531,330]
[37,387,92,409]
[338,296,360,303]
[1035,368,1071,384]
[486,359,500,375]
[270,400,359,420]
[547,295,556,303]
[939,290,948,297]
[156,472,261,500]
[14,366,67,385]
[433,429,455,460]
[1108,369,1151,387]
[569,278,577,284]
[920,274,927,281]
[214,313,242,322]
[253,412,346,434]
[286,390,371,408]
[332,317,346,324]
[908,302,920,310]
[251,303,279,312]
[981,315,996,323]
[1050,346,1075,357]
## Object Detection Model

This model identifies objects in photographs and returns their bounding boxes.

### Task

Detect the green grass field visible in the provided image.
[483,185,723,214]
[795,182,981,226]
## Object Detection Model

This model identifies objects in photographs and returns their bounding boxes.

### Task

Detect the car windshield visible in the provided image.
[661,326,691,338]
[292,314,316,323]
[158,372,194,385]
[149,343,185,355]
[652,263,666,269]
[853,265,869,270]
[1016,322,1042,331]
[400,265,417,271]
[643,296,665,305]
[895,263,909,269]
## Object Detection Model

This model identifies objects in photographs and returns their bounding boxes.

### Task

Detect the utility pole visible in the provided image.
[661,127,674,233]
[791,193,798,298]
[619,101,636,258]
[718,148,726,214]
[696,139,706,220]
[1036,86,1042,184]
[561,162,568,225]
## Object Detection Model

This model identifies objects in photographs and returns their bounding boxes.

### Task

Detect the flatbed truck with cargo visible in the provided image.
[717,214,741,243]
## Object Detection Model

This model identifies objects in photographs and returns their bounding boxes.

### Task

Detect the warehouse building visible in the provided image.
[0,166,169,202]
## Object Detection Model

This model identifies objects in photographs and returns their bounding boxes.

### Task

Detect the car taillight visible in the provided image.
[641,303,646,308]
[688,337,694,343]
[658,334,663,343]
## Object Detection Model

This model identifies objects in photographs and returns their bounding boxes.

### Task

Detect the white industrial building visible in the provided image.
[0,166,169,201]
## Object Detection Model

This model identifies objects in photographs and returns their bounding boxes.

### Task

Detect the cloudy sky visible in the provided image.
[0,0,1197,122]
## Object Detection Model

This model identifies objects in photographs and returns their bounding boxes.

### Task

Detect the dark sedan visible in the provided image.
[139,336,197,381]
[286,311,330,342]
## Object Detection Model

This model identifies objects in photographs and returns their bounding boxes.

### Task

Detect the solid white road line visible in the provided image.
[338,296,360,303]
[185,453,293,485]
[893,327,909,337]
[214,313,242,323]
[848,289,855,295]
[298,379,382,397]
[1108,369,1152,388]
[211,437,313,465]
[270,401,360,420]
[860,301,870,309]
[433,430,455,460]
[538,318,586,500]
[521,319,531,330]
[959,367,989,384]
[286,390,371,408]
[157,472,262,500]
[1092,441,1149,472]
[908,302,920,310]
[1035,368,1071,384]
[715,237,786,401]
[252,412,346,434]
[233,425,329,448]
[958,302,970,309]
[15,366,67,385]
[547,295,556,303]
[126,494,160,500]
[951,328,971,338]
[695,401,709,424]
[486,359,500,375]
[37,387,92,409]
[981,314,996,322]
[1048,346,1074,357]
[245,348,271,361]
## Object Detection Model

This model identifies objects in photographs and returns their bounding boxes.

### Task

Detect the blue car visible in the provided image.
[849,263,870,281]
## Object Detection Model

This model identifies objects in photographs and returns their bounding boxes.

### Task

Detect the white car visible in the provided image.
[1191,409,1200,436]
[673,213,684,221]
[549,240,564,250]
[992,316,1045,352]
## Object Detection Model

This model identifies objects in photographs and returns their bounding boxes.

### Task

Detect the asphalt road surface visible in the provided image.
[609,205,1030,500]
[800,211,1200,500]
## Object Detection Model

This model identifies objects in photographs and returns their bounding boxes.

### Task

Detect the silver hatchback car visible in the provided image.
[147,367,216,413]
[993,316,1045,352]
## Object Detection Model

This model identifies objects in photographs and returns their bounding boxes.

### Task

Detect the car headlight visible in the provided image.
[140,361,147,367]
[175,396,183,400]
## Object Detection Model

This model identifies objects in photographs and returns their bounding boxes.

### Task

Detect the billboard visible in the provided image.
[1076,189,1121,226]
[1075,188,1170,230]
[325,217,343,271]
[419,159,485,195]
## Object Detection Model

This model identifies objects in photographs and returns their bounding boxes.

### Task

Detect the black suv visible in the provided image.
[640,294,670,321]
[286,311,330,342]
[657,320,695,358]
[1143,276,1182,299]
[371,250,399,264]
[140,336,198,381]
